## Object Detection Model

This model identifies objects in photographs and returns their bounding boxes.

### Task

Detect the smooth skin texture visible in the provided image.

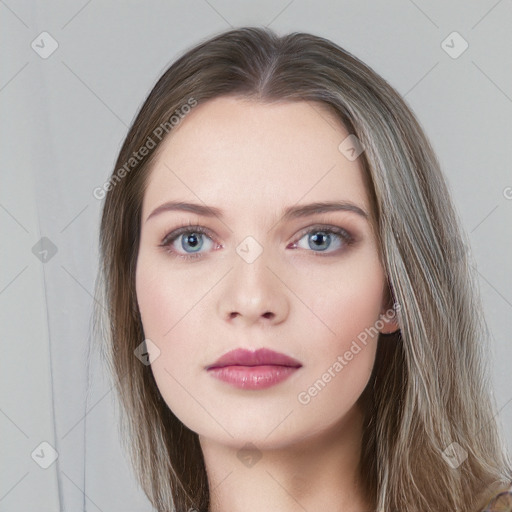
[136,96,399,512]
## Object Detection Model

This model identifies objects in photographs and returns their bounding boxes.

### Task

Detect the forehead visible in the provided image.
[141,96,370,224]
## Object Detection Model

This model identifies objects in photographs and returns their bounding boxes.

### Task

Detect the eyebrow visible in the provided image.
[145,200,369,224]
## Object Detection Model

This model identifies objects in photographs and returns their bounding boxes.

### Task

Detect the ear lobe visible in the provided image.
[379,285,400,334]
[378,310,400,334]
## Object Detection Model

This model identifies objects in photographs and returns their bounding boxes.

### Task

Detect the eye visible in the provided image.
[159,223,355,261]
[290,225,355,255]
[159,224,219,261]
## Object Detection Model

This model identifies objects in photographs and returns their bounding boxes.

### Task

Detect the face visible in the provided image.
[135,96,397,450]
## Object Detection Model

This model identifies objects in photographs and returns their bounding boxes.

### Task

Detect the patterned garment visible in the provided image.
[482,481,512,511]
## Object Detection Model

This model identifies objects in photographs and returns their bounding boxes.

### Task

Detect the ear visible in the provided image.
[378,283,400,335]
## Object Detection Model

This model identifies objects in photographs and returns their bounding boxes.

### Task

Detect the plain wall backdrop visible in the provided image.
[1,1,511,511]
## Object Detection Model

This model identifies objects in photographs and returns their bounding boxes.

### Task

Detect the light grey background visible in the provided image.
[1,1,511,511]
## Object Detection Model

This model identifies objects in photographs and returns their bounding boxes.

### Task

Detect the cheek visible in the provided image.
[135,245,204,341]
[293,254,384,400]
[135,251,208,408]
[296,252,385,343]
[136,266,172,341]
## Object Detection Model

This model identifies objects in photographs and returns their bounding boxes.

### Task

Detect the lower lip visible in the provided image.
[207,365,300,390]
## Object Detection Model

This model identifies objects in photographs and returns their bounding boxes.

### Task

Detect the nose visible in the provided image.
[217,246,290,327]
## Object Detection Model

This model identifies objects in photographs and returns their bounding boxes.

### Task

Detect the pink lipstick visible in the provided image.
[205,348,302,390]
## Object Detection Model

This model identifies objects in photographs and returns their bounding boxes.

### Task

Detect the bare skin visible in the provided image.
[136,96,399,512]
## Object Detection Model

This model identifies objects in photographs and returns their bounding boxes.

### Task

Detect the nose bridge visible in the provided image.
[233,233,275,300]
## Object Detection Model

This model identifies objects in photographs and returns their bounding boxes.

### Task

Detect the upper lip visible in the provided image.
[206,348,302,370]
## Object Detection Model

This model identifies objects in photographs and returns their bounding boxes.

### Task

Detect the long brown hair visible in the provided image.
[93,26,512,512]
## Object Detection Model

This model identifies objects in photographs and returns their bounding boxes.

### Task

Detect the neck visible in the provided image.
[199,403,371,512]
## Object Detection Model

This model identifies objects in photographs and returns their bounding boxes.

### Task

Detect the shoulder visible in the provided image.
[481,481,512,511]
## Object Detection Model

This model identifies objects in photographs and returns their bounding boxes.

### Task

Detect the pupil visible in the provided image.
[184,233,201,251]
[311,232,329,250]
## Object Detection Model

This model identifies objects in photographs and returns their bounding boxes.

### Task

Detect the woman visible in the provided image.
[94,27,512,512]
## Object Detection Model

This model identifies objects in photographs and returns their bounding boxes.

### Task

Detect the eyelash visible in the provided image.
[158,221,356,261]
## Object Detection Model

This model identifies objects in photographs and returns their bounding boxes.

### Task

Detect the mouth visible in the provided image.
[205,348,302,390]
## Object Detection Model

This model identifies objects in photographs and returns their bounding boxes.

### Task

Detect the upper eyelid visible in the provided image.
[161,224,216,245]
